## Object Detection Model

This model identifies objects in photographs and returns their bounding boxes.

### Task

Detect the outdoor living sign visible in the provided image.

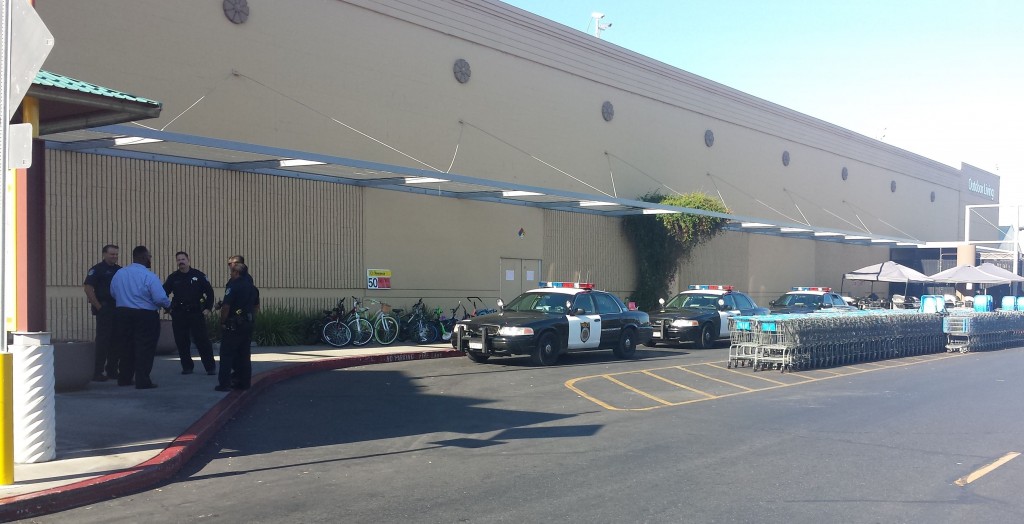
[968,178,996,200]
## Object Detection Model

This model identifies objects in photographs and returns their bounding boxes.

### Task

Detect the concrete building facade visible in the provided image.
[32,0,1000,340]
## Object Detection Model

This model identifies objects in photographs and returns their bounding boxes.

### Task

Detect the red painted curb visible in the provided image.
[0,349,461,522]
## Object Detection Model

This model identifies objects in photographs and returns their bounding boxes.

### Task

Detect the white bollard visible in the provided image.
[8,332,56,463]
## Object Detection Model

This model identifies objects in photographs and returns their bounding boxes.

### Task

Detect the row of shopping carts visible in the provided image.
[728,310,950,372]
[942,310,1024,353]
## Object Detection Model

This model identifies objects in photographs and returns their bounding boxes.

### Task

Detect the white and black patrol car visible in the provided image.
[452,282,654,366]
[647,285,769,349]
[769,286,859,314]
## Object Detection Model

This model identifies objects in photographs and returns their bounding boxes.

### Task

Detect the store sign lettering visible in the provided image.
[968,178,996,200]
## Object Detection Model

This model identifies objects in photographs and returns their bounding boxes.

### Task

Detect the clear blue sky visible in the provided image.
[501,0,1024,209]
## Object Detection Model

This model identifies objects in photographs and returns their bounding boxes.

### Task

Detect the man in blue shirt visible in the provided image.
[110,245,172,389]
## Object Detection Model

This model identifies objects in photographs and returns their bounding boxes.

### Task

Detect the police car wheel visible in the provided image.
[531,332,559,366]
[466,350,490,363]
[613,328,637,359]
[696,323,715,349]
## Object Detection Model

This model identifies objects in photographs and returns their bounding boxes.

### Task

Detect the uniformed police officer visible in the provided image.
[216,262,259,392]
[83,244,121,381]
[163,251,217,375]
[227,254,259,312]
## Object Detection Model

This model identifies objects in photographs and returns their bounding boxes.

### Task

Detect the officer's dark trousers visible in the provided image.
[171,311,216,373]
[93,305,118,377]
[218,322,253,389]
[115,307,160,387]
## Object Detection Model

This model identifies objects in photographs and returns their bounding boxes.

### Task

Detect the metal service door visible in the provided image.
[499,258,542,304]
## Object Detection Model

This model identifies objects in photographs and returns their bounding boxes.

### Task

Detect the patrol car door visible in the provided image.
[592,292,624,348]
[718,294,739,338]
[566,294,601,350]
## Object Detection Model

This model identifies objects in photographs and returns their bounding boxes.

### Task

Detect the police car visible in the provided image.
[769,287,858,314]
[646,285,769,349]
[452,282,653,366]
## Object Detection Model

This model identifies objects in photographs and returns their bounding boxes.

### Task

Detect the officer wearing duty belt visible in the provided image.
[163,251,217,375]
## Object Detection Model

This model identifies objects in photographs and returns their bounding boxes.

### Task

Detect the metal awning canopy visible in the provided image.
[41,123,923,246]
[16,71,163,135]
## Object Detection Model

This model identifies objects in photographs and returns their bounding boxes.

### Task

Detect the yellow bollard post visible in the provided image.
[0,352,12,485]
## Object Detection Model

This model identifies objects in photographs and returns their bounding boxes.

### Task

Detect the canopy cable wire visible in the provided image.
[706,173,729,210]
[232,72,445,172]
[706,173,804,224]
[604,152,617,198]
[447,121,465,173]
[605,152,682,195]
[461,120,613,197]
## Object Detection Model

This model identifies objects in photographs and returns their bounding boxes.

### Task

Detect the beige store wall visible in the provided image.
[34,0,980,244]
[45,151,365,341]
[44,149,637,340]
[676,231,889,306]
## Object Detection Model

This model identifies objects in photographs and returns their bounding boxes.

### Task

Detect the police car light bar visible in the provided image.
[540,281,594,289]
[792,286,831,292]
[689,284,733,291]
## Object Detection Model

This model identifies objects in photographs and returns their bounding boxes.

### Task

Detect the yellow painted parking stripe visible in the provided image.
[955,452,1020,486]
[605,375,673,405]
[705,363,788,385]
[807,368,844,376]
[642,370,716,398]
[856,361,887,368]
[564,377,625,411]
[567,352,966,411]
[675,365,754,391]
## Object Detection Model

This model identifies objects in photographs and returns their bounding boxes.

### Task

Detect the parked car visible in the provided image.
[646,285,769,349]
[769,287,859,314]
[452,282,653,365]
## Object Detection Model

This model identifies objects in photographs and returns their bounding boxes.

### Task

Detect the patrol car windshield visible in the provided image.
[665,293,720,309]
[774,293,823,307]
[504,292,571,314]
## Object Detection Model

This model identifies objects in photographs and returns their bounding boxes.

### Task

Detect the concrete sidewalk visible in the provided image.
[0,342,462,521]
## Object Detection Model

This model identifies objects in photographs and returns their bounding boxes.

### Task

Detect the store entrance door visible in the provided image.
[499,258,542,304]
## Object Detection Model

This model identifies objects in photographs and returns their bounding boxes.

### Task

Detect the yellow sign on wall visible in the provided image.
[367,269,392,289]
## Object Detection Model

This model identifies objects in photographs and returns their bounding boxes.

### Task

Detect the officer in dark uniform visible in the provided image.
[226,254,260,313]
[163,251,217,375]
[216,262,259,392]
[83,244,121,381]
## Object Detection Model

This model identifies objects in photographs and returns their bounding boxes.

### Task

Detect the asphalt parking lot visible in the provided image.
[31,344,1024,524]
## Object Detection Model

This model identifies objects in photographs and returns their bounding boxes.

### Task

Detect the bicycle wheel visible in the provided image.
[374,315,400,345]
[348,318,374,346]
[413,321,439,344]
[322,320,352,347]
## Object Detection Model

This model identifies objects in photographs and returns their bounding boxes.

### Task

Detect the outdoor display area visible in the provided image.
[727,307,1024,373]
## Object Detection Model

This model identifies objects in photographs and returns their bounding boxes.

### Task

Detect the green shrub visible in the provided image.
[253,308,323,346]
[206,307,323,346]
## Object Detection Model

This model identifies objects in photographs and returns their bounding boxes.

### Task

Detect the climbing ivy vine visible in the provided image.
[623,192,729,310]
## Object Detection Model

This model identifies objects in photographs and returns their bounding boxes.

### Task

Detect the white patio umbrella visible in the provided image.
[929,265,1010,285]
[844,261,933,283]
[842,261,933,301]
[976,262,1024,283]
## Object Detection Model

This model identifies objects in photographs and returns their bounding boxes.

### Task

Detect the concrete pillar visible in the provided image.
[956,244,976,267]
[9,331,55,463]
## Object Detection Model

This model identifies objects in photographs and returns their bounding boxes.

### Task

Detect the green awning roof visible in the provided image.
[33,70,161,106]
[15,70,162,134]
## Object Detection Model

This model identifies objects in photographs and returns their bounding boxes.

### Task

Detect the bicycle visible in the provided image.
[400,299,437,344]
[342,296,374,346]
[443,301,471,348]
[468,296,497,317]
[367,298,400,345]
[321,298,352,347]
